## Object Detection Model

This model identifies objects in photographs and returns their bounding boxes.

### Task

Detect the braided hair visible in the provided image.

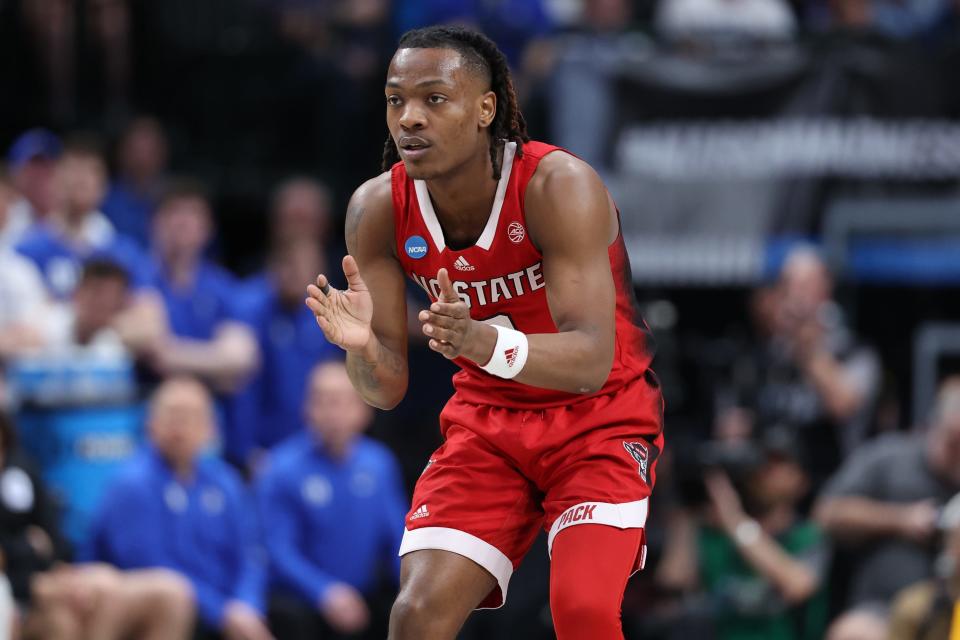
[381,26,530,180]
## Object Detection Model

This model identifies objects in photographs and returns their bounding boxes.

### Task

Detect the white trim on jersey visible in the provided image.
[413,141,518,252]
[399,526,514,609]
[546,498,650,558]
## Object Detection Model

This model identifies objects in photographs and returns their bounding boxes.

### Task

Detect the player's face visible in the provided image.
[385,47,496,180]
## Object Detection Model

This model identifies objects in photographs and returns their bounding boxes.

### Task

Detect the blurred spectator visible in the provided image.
[821,0,958,40]
[0,172,49,397]
[35,258,140,361]
[887,493,960,640]
[265,0,392,181]
[269,177,332,250]
[393,0,553,67]
[239,240,341,453]
[655,0,796,41]
[814,377,960,639]
[0,410,69,606]
[6,129,61,237]
[18,0,78,124]
[548,0,640,171]
[26,563,194,640]
[101,116,170,249]
[15,135,147,298]
[239,176,333,301]
[9,259,152,544]
[257,361,405,640]
[716,247,880,490]
[19,0,132,125]
[0,407,191,640]
[85,376,272,640]
[657,432,829,640]
[27,258,163,370]
[142,180,259,394]
[85,0,134,119]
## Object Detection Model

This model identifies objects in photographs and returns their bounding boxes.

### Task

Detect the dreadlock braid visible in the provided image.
[381,25,530,180]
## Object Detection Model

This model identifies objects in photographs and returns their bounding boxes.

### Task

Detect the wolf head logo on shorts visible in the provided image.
[623,441,651,483]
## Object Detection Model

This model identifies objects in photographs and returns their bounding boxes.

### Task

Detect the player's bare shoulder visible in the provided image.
[524,150,612,250]
[345,171,396,257]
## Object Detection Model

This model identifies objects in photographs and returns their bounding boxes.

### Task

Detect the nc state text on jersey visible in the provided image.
[410,262,545,308]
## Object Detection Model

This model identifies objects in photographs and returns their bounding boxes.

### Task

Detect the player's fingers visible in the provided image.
[428,339,458,359]
[424,325,458,344]
[429,302,465,318]
[425,312,458,330]
[306,284,331,306]
[342,255,366,290]
[316,315,341,344]
[305,295,332,319]
[437,268,459,303]
[315,274,333,296]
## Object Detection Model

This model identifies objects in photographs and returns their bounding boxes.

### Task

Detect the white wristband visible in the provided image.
[480,325,529,379]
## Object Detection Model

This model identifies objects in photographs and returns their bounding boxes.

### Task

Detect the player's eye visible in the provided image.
[428,94,447,104]
[386,95,402,106]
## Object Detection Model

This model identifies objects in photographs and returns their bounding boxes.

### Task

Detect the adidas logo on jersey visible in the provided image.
[410,504,430,520]
[504,347,519,367]
[454,256,476,271]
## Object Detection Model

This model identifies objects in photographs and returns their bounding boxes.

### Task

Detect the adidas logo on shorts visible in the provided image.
[410,504,430,520]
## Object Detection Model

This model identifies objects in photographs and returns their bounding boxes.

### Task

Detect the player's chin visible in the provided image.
[402,159,442,181]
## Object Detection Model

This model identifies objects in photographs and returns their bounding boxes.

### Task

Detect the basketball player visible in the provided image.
[305,26,663,640]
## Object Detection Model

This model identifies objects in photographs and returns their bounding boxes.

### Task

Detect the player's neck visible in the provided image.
[424,147,499,241]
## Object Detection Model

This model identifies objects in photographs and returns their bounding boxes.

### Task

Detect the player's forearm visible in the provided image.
[519,331,613,393]
[813,497,906,540]
[463,323,613,394]
[346,336,408,410]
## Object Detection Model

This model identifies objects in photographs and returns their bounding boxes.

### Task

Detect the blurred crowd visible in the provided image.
[0,0,959,639]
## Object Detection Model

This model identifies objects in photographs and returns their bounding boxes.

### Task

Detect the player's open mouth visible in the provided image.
[399,137,432,159]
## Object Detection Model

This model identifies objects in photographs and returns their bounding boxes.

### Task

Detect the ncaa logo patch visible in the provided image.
[405,235,429,259]
[507,222,525,244]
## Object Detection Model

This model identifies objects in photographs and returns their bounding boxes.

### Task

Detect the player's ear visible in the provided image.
[479,91,496,129]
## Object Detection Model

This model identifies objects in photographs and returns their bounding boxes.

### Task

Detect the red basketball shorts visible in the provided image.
[398,370,665,609]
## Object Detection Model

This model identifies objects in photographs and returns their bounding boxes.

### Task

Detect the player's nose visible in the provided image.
[399,104,426,130]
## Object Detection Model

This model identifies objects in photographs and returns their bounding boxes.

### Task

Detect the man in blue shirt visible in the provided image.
[139,181,259,464]
[15,138,148,298]
[237,239,342,454]
[86,376,273,640]
[256,361,407,640]
[101,117,170,250]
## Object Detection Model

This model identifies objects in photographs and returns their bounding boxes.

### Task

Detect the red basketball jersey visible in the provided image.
[391,140,655,409]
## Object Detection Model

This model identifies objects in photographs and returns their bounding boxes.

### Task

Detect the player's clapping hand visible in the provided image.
[419,268,494,363]
[306,255,374,352]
